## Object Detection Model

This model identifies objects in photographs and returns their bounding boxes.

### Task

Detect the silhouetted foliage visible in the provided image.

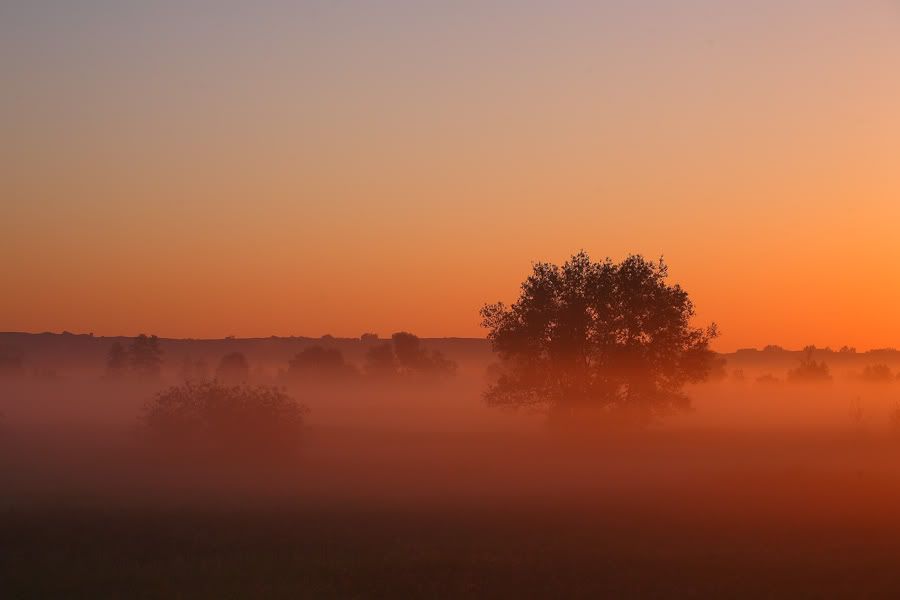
[216,352,250,384]
[129,334,163,379]
[143,381,307,453]
[105,342,128,379]
[391,332,457,377]
[288,346,357,380]
[755,373,781,385]
[786,346,832,383]
[360,333,379,343]
[480,252,717,425]
[839,345,857,354]
[362,333,457,379]
[364,343,399,378]
[860,364,893,383]
[763,345,784,353]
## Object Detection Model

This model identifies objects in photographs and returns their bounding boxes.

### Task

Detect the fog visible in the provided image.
[5,339,900,596]
[4,344,900,509]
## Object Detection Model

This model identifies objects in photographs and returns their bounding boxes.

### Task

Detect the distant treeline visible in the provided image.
[4,332,900,384]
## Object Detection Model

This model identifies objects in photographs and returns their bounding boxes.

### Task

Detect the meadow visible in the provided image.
[4,337,900,597]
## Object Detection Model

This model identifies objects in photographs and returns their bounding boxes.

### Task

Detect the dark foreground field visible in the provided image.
[5,425,900,598]
[6,501,900,599]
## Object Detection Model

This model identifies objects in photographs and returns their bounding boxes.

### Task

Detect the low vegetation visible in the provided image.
[142,381,307,455]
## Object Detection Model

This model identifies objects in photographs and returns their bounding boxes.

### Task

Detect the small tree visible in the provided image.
[480,252,717,425]
[391,332,456,377]
[129,334,163,379]
[362,333,457,379]
[786,346,832,383]
[143,381,307,455]
[106,342,129,378]
[860,364,893,383]
[287,346,356,380]
[364,343,398,378]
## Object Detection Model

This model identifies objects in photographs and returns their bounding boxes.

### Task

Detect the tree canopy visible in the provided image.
[480,252,717,425]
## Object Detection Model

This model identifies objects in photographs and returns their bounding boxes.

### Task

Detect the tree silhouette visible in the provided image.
[105,342,128,378]
[786,345,831,383]
[216,352,250,384]
[860,364,893,383]
[128,334,163,379]
[288,346,356,380]
[391,332,456,377]
[364,343,398,378]
[143,381,307,454]
[480,252,717,425]
[362,333,456,378]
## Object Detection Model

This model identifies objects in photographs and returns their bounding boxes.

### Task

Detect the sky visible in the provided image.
[2,0,900,351]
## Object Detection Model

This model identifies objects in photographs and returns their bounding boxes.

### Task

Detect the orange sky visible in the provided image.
[3,1,900,351]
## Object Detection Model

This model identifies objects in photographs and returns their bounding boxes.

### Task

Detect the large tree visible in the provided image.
[480,252,717,425]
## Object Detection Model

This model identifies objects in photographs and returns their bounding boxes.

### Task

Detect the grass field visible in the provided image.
[5,423,900,598]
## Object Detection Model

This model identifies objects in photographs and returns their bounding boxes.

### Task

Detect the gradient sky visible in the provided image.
[3,1,900,350]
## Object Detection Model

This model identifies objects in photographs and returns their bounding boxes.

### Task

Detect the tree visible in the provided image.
[216,352,250,384]
[129,334,163,379]
[287,346,356,380]
[786,345,832,383]
[360,333,379,343]
[362,333,457,379]
[364,343,398,378]
[142,381,307,454]
[391,332,456,377]
[860,364,893,383]
[105,342,128,378]
[480,252,717,426]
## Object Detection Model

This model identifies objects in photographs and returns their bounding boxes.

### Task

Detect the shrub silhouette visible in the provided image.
[128,334,163,379]
[364,343,399,378]
[143,381,307,453]
[288,346,357,380]
[786,346,832,383]
[480,252,716,425]
[105,342,128,379]
[860,364,893,383]
[216,352,250,384]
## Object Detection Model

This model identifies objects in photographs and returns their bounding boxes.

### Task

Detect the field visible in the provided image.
[5,338,900,597]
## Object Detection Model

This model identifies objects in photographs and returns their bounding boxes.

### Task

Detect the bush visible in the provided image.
[786,346,831,384]
[287,346,357,380]
[860,364,893,383]
[143,381,308,455]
